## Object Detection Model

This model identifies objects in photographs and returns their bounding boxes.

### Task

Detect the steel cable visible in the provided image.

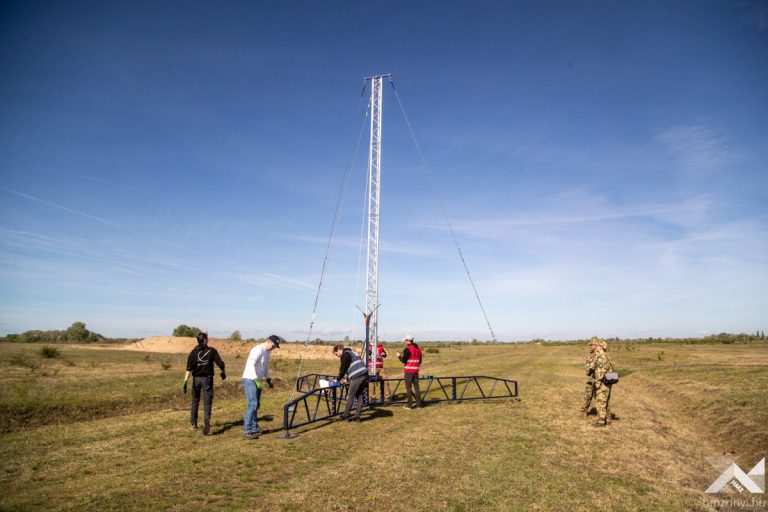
[388,77,498,342]
[290,93,371,401]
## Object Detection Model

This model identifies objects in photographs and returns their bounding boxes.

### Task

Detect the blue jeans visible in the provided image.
[243,378,261,434]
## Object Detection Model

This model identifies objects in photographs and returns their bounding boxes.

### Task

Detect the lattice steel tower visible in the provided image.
[365,74,388,375]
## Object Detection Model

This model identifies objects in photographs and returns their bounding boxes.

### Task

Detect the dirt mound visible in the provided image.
[122,337,336,360]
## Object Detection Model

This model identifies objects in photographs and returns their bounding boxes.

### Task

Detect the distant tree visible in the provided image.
[344,335,350,343]
[229,330,242,341]
[173,324,201,337]
[66,322,89,342]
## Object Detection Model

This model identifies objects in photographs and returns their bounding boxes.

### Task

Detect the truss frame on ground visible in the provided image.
[281,373,519,437]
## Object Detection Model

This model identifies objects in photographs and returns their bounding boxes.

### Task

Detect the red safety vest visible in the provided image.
[367,344,385,369]
[404,344,422,374]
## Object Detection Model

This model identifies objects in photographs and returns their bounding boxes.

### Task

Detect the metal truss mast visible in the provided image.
[365,74,388,375]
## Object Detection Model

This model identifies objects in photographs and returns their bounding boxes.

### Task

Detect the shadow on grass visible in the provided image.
[213,419,243,435]
[272,407,396,437]
[213,414,275,435]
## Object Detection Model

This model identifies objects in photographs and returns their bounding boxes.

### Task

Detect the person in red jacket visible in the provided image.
[367,340,392,401]
[397,334,423,409]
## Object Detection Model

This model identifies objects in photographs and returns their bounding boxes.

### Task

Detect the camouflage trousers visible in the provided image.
[595,384,612,422]
[581,381,595,412]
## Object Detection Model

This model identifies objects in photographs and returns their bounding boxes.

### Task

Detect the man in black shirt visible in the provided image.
[183,332,226,435]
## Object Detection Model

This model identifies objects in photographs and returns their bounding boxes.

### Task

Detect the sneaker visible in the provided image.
[243,433,259,440]
[190,424,198,431]
[403,405,413,410]
[355,417,362,423]
[252,427,262,435]
[203,421,211,436]
[592,421,607,428]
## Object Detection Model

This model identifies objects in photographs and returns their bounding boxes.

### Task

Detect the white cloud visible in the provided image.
[655,125,732,175]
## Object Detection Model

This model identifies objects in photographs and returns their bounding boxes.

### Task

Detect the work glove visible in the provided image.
[220,371,227,381]
[266,378,273,389]
[183,381,188,394]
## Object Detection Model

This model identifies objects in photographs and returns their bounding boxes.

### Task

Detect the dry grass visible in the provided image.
[0,341,766,511]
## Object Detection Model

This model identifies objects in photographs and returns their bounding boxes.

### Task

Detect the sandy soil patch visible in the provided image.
[112,336,337,360]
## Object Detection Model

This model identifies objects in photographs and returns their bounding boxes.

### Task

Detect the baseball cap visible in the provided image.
[268,335,282,348]
[403,334,414,342]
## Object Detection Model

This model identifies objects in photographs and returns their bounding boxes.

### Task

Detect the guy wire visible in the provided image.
[388,77,497,342]
[291,94,371,401]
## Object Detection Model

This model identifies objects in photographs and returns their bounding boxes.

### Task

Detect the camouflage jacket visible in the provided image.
[585,352,597,374]
[592,352,614,384]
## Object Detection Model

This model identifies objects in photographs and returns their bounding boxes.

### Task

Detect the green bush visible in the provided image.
[173,325,201,337]
[40,345,61,358]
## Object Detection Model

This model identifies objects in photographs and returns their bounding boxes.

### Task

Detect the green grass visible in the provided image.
[0,341,766,511]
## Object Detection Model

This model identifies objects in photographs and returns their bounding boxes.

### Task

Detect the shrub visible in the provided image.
[9,354,39,370]
[40,345,61,358]
[160,360,172,370]
[229,330,242,341]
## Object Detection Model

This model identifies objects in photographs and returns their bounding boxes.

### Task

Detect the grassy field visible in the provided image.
[0,340,766,511]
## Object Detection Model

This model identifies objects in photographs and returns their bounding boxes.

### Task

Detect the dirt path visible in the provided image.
[513,349,717,509]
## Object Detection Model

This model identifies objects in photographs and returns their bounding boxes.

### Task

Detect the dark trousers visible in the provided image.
[191,375,214,426]
[343,376,368,418]
[404,372,422,408]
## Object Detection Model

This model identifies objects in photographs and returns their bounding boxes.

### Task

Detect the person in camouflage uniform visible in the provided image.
[580,337,599,414]
[592,339,614,427]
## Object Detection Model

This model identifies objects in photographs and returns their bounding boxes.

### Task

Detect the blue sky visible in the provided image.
[1,1,766,341]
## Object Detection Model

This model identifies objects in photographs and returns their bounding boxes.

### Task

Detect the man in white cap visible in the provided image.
[397,335,423,409]
[241,334,282,439]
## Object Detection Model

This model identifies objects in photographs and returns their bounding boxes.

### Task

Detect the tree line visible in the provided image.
[2,323,765,345]
[1,322,107,343]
